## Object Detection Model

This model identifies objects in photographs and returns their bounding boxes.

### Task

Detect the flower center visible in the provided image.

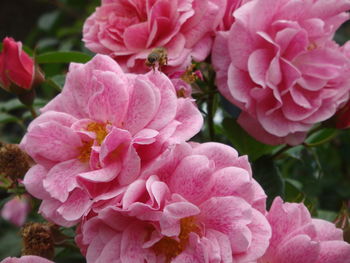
[77,122,108,163]
[86,122,108,145]
[307,42,317,51]
[151,217,201,262]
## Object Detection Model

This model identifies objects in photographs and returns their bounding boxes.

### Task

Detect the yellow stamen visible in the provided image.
[86,122,108,145]
[307,42,317,51]
[77,140,93,163]
[77,122,109,163]
[151,217,201,262]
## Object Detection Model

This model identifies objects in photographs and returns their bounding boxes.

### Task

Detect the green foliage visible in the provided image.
[36,51,92,64]
[222,117,277,161]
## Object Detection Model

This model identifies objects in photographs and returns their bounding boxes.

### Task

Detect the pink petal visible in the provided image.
[43,159,89,202]
[57,188,92,221]
[124,76,158,135]
[23,165,50,200]
[87,71,129,125]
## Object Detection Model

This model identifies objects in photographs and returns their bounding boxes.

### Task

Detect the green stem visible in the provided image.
[271,144,292,159]
[28,106,37,118]
[207,99,214,141]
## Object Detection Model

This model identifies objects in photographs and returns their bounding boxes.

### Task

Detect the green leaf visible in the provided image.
[36,51,92,64]
[305,128,339,147]
[0,113,19,124]
[253,156,285,208]
[0,99,23,111]
[0,222,22,259]
[222,117,277,161]
[317,210,338,221]
[284,178,305,203]
[46,75,66,91]
[38,11,60,31]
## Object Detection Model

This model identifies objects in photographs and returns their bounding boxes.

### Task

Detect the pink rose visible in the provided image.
[21,54,203,226]
[219,0,250,31]
[83,0,226,73]
[76,142,271,263]
[212,0,350,145]
[1,195,31,227]
[0,256,54,263]
[0,37,35,91]
[258,197,350,263]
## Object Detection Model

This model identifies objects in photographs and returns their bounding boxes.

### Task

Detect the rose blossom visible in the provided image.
[21,54,203,227]
[83,0,226,73]
[219,0,250,31]
[1,195,31,227]
[212,0,350,145]
[258,197,350,263]
[76,142,271,263]
[0,256,54,263]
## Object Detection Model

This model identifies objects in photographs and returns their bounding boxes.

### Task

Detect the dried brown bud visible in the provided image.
[0,142,33,183]
[21,222,56,259]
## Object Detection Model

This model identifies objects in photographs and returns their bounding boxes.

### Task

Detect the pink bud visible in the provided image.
[1,195,31,227]
[0,37,35,91]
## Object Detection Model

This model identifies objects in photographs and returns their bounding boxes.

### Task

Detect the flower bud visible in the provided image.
[1,195,31,227]
[0,37,44,106]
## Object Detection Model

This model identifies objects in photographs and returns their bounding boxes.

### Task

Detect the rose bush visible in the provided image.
[83,0,226,73]
[213,0,350,145]
[76,142,271,263]
[21,54,203,226]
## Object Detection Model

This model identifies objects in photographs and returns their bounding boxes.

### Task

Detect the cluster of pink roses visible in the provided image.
[83,0,350,144]
[2,0,350,262]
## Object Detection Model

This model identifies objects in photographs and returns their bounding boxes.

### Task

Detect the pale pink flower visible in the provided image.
[0,256,54,263]
[1,195,31,227]
[258,197,350,263]
[212,0,350,145]
[20,54,203,227]
[76,142,271,263]
[83,0,226,73]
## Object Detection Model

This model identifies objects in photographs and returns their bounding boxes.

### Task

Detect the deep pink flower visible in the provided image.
[21,55,203,226]
[212,0,350,145]
[76,142,271,263]
[258,197,350,263]
[0,256,53,263]
[1,195,31,227]
[0,37,34,91]
[83,0,226,73]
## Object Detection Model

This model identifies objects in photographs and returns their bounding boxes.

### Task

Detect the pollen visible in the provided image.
[307,42,317,51]
[151,216,201,262]
[77,122,109,163]
[86,122,108,145]
[77,140,93,163]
